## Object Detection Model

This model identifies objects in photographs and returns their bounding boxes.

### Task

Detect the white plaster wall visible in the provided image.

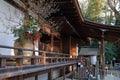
[0,0,24,55]
[91,56,97,65]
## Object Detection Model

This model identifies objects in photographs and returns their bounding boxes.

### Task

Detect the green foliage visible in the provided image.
[85,0,103,22]
[115,12,120,25]
[12,16,42,43]
[90,39,99,48]
[104,41,117,63]
[78,0,120,25]
[114,41,120,62]
[79,38,117,63]
[80,39,99,48]
[78,0,120,62]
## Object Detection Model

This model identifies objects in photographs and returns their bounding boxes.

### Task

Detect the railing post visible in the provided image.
[63,66,66,80]
[56,57,58,62]
[31,57,36,65]
[50,58,52,63]
[72,65,74,80]
[48,69,52,80]
[0,57,6,68]
[41,52,46,64]
[16,49,23,66]
[35,75,38,80]
[17,76,23,80]
[16,49,24,80]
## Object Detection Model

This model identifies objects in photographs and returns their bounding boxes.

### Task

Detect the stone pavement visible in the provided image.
[104,74,120,80]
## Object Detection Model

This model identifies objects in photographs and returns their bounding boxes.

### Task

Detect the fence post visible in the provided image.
[16,49,24,80]
[0,57,6,68]
[16,49,23,66]
[31,57,36,65]
[48,69,52,80]
[41,52,46,64]
[72,65,74,80]
[17,76,23,80]
[63,66,66,80]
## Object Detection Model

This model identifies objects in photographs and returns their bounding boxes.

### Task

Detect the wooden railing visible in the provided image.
[0,45,78,80]
[76,58,96,80]
[0,45,78,68]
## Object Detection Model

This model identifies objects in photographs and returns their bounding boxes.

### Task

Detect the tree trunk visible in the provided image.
[107,0,120,25]
[115,12,120,25]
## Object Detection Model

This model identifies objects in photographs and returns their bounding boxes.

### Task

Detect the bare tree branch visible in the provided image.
[107,0,119,13]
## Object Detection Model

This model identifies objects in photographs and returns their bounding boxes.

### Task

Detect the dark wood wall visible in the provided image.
[62,35,71,54]
[70,37,77,57]
[62,35,77,57]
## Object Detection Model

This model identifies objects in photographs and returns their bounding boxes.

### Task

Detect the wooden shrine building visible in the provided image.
[0,0,120,80]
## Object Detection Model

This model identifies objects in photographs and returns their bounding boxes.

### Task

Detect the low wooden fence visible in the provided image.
[0,45,77,67]
[0,45,78,80]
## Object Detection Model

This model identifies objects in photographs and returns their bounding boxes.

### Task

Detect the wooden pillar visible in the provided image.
[60,40,62,53]
[51,33,54,52]
[16,49,24,80]
[32,38,38,63]
[99,29,106,77]
[38,37,41,55]
[48,69,52,80]
[72,65,74,80]
[77,63,80,79]
[35,75,38,80]
[31,57,36,65]
[32,40,35,56]
[100,32,105,69]
[17,76,23,80]
[63,67,66,80]
[100,38,104,70]
[41,52,46,64]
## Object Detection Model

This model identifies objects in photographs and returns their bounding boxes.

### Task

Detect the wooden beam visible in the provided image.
[50,33,54,52]
[48,69,52,80]
[35,75,38,80]
[63,67,66,80]
[72,65,74,80]
[72,0,85,22]
[63,18,81,38]
[4,0,26,12]
[16,49,23,66]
